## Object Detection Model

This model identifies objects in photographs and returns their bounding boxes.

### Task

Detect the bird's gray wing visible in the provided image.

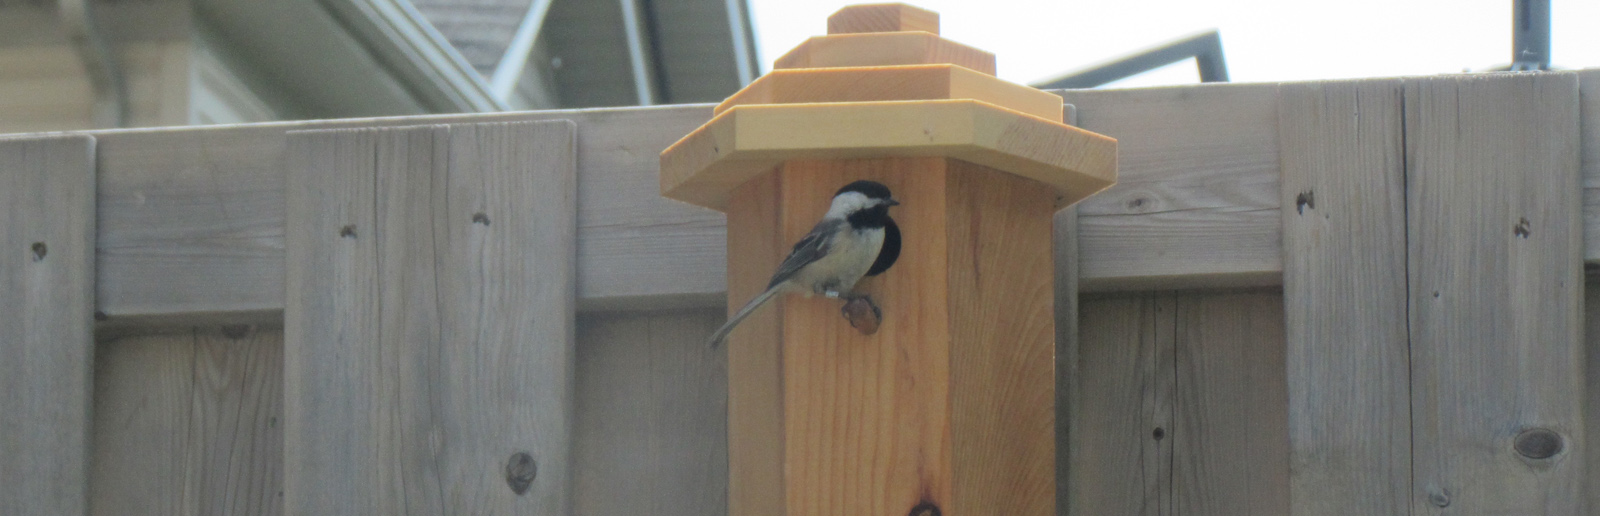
[766,218,843,289]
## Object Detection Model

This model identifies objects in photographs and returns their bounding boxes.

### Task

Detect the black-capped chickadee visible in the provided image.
[707,180,902,348]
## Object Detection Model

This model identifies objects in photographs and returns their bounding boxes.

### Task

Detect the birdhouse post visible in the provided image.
[660,4,1117,515]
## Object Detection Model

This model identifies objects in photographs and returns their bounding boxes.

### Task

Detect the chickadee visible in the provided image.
[707,180,902,348]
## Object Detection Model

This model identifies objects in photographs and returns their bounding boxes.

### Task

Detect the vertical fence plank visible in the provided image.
[573,309,729,516]
[91,328,284,516]
[1583,68,1600,516]
[1055,105,1080,516]
[1055,207,1078,516]
[1172,292,1288,515]
[1277,79,1410,513]
[1071,294,1175,516]
[1577,69,1600,261]
[0,135,95,516]
[285,120,577,514]
[1407,73,1583,514]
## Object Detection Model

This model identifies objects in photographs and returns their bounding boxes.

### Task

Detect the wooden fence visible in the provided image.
[2,69,1597,515]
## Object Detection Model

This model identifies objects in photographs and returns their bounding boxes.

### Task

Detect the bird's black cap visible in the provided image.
[836,180,893,200]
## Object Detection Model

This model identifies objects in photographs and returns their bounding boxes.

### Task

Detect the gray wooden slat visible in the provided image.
[1172,292,1288,515]
[95,125,290,322]
[1578,70,1600,261]
[91,328,284,516]
[94,106,713,323]
[1277,79,1410,514]
[50,71,1600,324]
[1071,294,1175,516]
[82,84,1305,324]
[573,309,728,516]
[1054,207,1078,516]
[0,134,96,516]
[1060,83,1283,292]
[283,120,576,513]
[1585,280,1600,514]
[1406,72,1583,514]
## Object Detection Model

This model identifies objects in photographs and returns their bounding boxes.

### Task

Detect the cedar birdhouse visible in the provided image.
[659,4,1117,515]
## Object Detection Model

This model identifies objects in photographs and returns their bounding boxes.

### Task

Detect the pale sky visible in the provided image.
[748,0,1599,88]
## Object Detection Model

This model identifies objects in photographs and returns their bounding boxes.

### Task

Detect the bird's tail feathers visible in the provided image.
[707,287,782,349]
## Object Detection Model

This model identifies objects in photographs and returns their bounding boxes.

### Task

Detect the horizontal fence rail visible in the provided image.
[47,70,1599,328]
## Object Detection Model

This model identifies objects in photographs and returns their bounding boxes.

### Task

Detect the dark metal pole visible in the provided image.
[1511,0,1550,70]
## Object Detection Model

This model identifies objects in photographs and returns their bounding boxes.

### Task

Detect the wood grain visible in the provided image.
[91,106,718,322]
[283,121,576,513]
[737,158,1055,515]
[660,100,1117,210]
[714,65,1062,120]
[774,158,954,515]
[57,74,1600,322]
[1059,83,1282,292]
[1054,206,1079,515]
[1406,73,1583,514]
[826,3,939,35]
[573,309,729,516]
[91,327,284,516]
[1586,279,1600,514]
[0,135,95,516]
[773,32,996,75]
[1071,291,1289,516]
[96,124,292,320]
[724,170,787,516]
[83,86,1294,322]
[1172,292,1288,515]
[1581,70,1600,264]
[1071,294,1176,516]
[1277,79,1410,514]
[947,161,1057,516]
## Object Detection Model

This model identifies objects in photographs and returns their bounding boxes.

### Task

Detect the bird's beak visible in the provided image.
[886,198,901,206]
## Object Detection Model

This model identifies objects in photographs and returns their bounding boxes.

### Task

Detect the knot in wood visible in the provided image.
[1514,428,1562,459]
[908,502,942,516]
[505,451,538,495]
[1294,191,1314,215]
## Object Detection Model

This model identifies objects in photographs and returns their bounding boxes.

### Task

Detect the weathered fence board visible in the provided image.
[1061,83,1282,291]
[1073,291,1288,516]
[1579,69,1600,260]
[1277,79,1410,514]
[11,70,1597,326]
[1172,293,1288,515]
[1072,294,1176,515]
[0,135,95,516]
[84,84,1293,324]
[1055,206,1080,515]
[1406,73,1583,514]
[574,309,728,516]
[91,328,284,516]
[95,106,713,323]
[96,127,290,323]
[283,121,576,513]
[1586,280,1600,514]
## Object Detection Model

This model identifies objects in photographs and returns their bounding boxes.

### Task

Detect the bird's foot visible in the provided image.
[841,294,882,335]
